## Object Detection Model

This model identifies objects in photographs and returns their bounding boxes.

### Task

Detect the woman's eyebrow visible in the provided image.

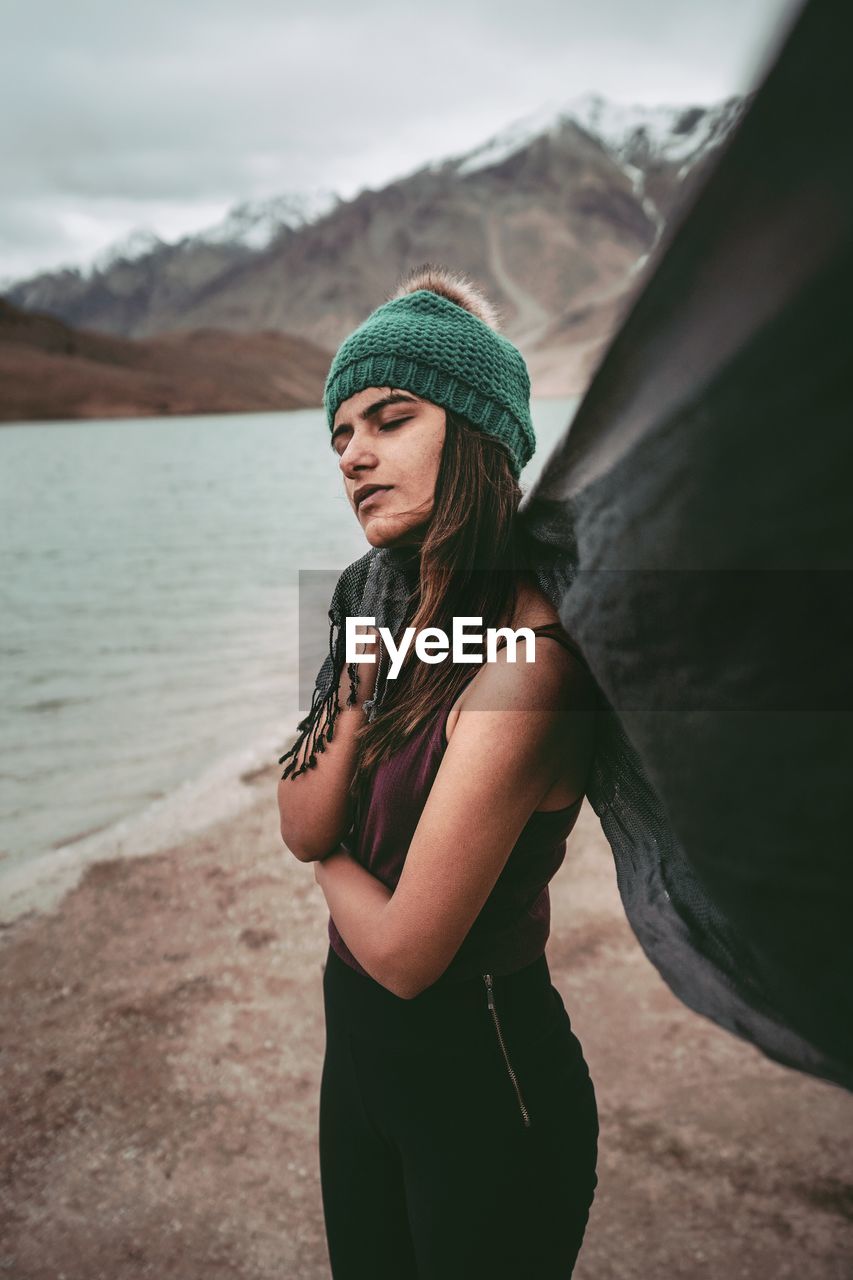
[330,392,419,446]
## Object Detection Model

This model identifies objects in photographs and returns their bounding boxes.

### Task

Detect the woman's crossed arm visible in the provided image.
[314,644,596,998]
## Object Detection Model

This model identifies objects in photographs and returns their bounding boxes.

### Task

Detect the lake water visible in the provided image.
[0,398,579,897]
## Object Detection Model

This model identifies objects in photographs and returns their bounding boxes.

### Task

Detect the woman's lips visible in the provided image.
[359,486,392,511]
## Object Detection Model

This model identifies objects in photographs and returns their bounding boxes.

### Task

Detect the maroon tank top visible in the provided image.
[328,623,586,985]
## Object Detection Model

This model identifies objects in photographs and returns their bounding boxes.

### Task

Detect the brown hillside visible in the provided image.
[0,300,329,424]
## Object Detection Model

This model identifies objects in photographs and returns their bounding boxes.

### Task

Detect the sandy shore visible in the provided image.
[1,765,851,1279]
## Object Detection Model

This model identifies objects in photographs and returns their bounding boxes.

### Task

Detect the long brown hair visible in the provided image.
[347,406,537,833]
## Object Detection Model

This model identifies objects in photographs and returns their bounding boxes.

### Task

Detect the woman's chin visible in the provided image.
[362,519,418,550]
[364,526,403,548]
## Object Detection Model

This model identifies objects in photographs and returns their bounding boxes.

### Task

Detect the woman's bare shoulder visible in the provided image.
[507,578,562,630]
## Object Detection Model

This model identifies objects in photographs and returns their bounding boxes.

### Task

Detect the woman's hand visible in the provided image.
[311,844,396,989]
[278,629,381,862]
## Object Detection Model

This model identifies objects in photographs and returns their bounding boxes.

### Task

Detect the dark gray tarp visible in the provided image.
[519,0,852,1089]
[281,0,853,1091]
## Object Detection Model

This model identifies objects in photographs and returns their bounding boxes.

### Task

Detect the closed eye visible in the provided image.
[332,416,412,455]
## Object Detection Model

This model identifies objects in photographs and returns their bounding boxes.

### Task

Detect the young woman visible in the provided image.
[277,266,600,1279]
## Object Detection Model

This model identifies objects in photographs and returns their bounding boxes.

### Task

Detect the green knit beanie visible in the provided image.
[323,287,536,479]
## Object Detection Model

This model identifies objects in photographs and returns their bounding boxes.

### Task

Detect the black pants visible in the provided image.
[318,943,599,1279]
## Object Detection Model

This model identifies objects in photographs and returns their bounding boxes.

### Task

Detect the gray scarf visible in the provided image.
[277,501,576,781]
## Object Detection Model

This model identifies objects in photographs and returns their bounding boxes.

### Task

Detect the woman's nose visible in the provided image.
[338,433,378,477]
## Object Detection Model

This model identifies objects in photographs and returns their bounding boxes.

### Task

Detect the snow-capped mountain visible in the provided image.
[561,91,746,173]
[452,92,746,180]
[83,190,339,277]
[187,189,340,252]
[5,91,748,392]
[35,190,339,290]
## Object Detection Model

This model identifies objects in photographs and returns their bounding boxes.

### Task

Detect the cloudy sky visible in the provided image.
[2,0,803,286]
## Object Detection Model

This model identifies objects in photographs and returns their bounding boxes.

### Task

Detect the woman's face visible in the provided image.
[332,386,446,548]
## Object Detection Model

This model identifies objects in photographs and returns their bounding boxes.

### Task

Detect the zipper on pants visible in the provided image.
[483,973,531,1128]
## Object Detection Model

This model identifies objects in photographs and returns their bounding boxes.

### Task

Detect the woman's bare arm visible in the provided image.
[277,632,378,862]
[314,643,597,997]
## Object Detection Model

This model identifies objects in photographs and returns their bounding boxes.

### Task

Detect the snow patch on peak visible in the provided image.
[76,189,342,282]
[454,102,570,177]
[563,91,747,169]
[450,91,747,180]
[191,190,340,251]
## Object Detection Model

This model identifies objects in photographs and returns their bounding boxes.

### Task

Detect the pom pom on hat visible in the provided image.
[389,263,503,332]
